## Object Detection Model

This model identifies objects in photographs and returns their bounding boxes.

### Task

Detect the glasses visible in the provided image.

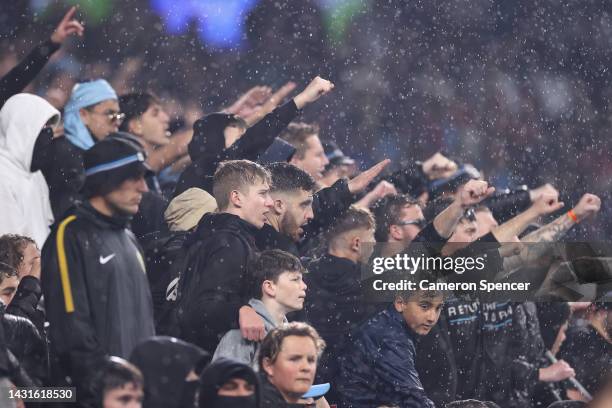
[90,110,126,124]
[395,218,427,229]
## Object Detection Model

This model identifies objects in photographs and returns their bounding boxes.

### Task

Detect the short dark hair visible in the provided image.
[258,322,325,370]
[90,356,143,406]
[118,93,159,132]
[0,262,17,285]
[266,162,316,194]
[212,160,271,210]
[279,122,320,159]
[249,249,305,299]
[0,234,36,271]
[326,206,375,246]
[371,194,419,242]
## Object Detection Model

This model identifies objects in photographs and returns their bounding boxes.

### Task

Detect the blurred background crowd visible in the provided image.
[2,0,612,235]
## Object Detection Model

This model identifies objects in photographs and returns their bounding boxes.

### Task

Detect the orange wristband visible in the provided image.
[567,210,578,223]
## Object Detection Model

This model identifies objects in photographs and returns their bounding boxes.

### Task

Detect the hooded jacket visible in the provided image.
[173,100,299,198]
[213,298,286,367]
[0,94,59,247]
[199,358,261,408]
[41,202,155,390]
[336,305,436,408]
[130,336,210,408]
[176,212,260,352]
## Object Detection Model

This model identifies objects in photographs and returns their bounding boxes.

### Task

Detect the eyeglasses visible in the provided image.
[90,110,126,124]
[395,218,427,229]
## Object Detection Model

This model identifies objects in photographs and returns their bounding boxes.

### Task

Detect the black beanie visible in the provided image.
[81,132,151,198]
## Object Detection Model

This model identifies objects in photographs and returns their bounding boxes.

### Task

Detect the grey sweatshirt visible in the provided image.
[212,298,287,368]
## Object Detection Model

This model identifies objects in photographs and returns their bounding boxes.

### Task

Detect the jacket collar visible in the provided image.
[77,201,131,229]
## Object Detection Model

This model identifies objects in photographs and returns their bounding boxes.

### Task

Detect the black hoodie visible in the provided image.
[130,336,210,408]
[176,212,260,352]
[198,358,260,408]
[173,100,299,198]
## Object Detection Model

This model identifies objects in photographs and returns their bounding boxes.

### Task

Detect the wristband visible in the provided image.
[567,210,578,223]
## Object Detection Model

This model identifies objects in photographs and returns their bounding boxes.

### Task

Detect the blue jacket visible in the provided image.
[336,305,435,408]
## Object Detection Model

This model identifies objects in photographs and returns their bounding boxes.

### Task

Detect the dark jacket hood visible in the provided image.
[199,357,260,407]
[129,336,210,408]
[309,254,361,293]
[188,113,238,160]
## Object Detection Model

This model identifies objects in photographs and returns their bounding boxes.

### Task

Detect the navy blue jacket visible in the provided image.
[336,305,435,408]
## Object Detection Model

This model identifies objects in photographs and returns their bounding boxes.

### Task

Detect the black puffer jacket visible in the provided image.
[3,313,48,385]
[336,305,436,408]
[176,212,259,352]
[6,275,45,336]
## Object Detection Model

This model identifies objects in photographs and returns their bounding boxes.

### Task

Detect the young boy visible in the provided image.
[336,288,444,408]
[213,249,307,367]
[90,356,144,408]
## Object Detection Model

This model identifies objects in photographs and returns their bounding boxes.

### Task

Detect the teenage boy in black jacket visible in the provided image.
[176,160,274,353]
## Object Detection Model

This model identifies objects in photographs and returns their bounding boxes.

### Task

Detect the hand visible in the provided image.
[354,180,397,209]
[50,7,85,45]
[244,82,297,125]
[572,193,601,222]
[28,255,41,280]
[239,306,266,341]
[347,159,391,194]
[530,193,564,217]
[422,152,458,180]
[539,360,575,382]
[457,180,495,208]
[369,181,397,200]
[569,302,591,312]
[293,76,334,109]
[226,86,272,116]
[529,183,559,203]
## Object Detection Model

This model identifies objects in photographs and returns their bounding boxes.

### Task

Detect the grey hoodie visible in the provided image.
[212,298,287,368]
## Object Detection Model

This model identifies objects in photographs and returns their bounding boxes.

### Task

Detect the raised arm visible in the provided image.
[0,7,84,107]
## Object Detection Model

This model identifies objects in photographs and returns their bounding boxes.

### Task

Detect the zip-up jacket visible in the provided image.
[41,203,155,390]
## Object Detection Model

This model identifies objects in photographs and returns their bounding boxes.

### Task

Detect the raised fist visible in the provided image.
[531,193,564,217]
[572,193,601,222]
[458,180,495,208]
[293,76,335,109]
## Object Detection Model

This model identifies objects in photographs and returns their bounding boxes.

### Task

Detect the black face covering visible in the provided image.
[179,380,199,408]
[31,127,54,172]
[211,395,257,408]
